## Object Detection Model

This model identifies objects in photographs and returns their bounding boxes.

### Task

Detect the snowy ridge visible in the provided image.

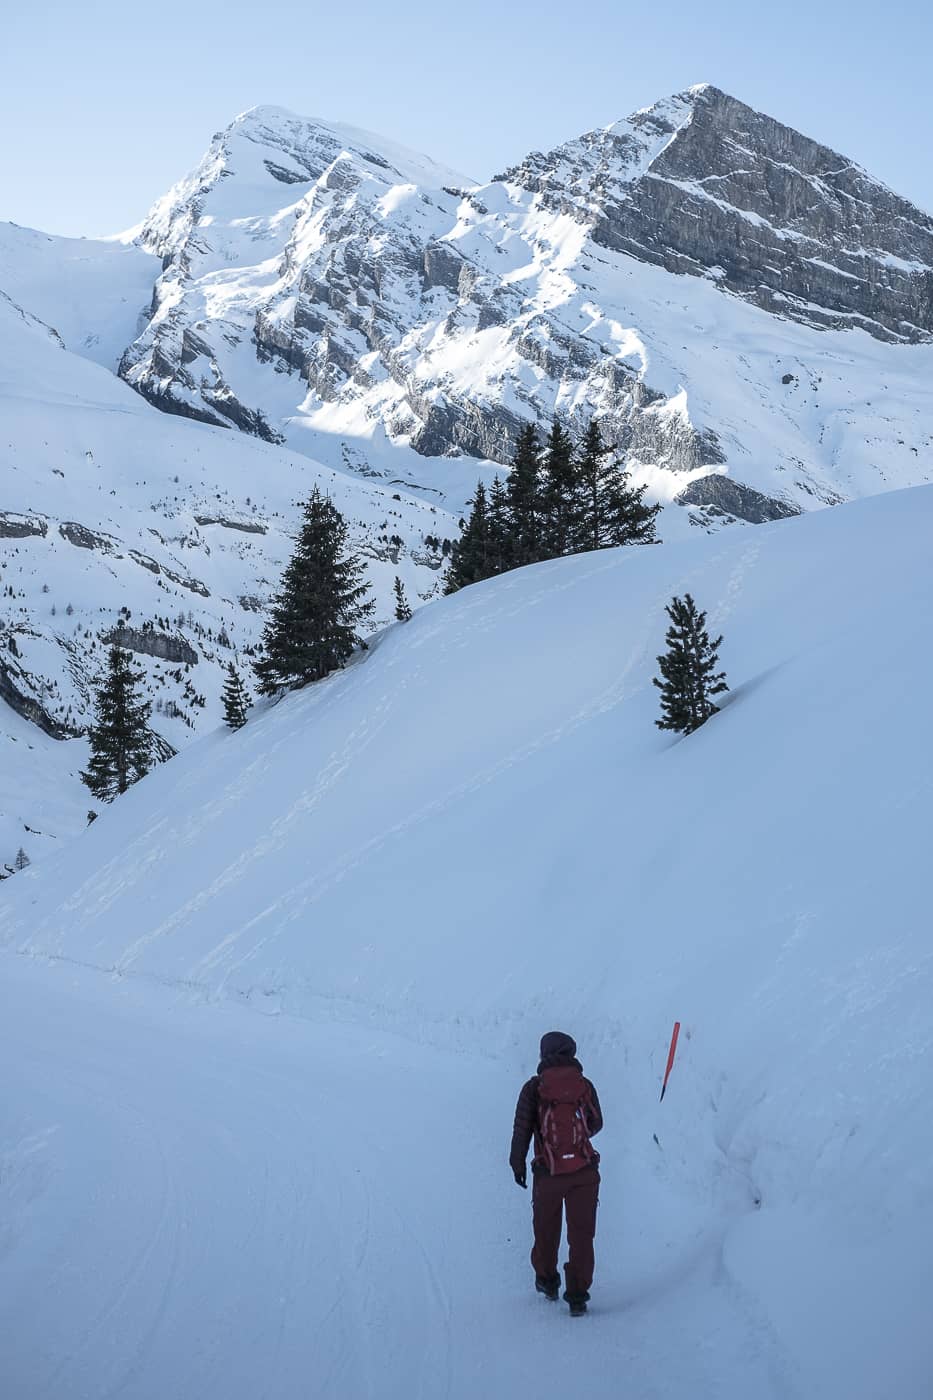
[0,222,159,369]
[112,85,933,524]
[2,482,932,1395]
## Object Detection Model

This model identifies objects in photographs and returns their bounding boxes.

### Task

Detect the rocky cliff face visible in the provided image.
[114,89,933,526]
[504,86,933,344]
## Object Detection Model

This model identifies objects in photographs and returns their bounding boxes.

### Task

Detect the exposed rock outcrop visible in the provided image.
[60,521,121,553]
[104,626,199,666]
[676,474,802,523]
[0,512,47,540]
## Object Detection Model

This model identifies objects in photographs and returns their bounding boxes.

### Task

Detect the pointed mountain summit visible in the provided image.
[501,83,933,343]
[111,83,932,523]
[120,104,473,438]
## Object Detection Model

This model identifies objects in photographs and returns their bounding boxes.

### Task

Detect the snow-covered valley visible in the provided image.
[2,480,932,1396]
[2,76,933,1397]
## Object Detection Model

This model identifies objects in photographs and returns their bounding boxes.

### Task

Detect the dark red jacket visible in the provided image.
[510,1055,603,1177]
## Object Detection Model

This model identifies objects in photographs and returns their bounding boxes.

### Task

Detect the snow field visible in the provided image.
[2,482,932,1394]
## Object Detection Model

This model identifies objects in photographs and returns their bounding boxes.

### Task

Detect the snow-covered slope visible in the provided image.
[3,81,933,845]
[0,222,159,370]
[2,484,931,1396]
[119,87,933,523]
[0,286,457,858]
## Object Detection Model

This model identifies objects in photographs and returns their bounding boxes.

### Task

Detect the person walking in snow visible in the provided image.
[510,1031,603,1316]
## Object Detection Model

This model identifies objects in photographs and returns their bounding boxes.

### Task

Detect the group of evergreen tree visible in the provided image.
[445,420,660,592]
[80,646,254,807]
[79,489,370,800]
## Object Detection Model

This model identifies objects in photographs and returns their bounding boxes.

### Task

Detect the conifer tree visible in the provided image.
[393,576,412,622]
[81,646,153,801]
[255,488,374,692]
[444,482,491,593]
[574,420,661,551]
[540,420,578,557]
[222,663,250,729]
[653,594,728,734]
[14,847,30,871]
[487,476,513,577]
[506,423,542,566]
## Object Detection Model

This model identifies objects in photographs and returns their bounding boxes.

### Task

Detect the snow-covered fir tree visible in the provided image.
[393,577,412,622]
[255,488,374,692]
[14,847,30,871]
[81,646,153,800]
[222,663,251,729]
[653,594,729,734]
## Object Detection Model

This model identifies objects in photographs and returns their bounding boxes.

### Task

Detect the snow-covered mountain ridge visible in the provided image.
[117,84,933,525]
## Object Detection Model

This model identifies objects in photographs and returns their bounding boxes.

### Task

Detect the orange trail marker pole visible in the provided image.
[660,1021,681,1102]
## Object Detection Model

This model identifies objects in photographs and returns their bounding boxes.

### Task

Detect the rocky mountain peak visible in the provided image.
[505,83,933,343]
[112,83,933,520]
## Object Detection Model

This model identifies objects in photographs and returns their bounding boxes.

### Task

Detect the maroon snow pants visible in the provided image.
[531,1164,600,1296]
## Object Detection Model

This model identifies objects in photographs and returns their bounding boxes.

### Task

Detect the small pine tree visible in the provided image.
[222,663,250,729]
[81,646,153,801]
[653,594,728,734]
[254,488,374,692]
[393,576,412,622]
[14,847,30,871]
[506,423,542,566]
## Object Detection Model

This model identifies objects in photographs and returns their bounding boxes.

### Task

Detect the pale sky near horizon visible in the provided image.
[4,0,931,237]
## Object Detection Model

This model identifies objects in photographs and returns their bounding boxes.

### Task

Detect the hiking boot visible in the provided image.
[535,1273,560,1301]
[564,1289,590,1317]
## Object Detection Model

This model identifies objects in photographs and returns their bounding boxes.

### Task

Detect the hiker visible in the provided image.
[509,1031,603,1316]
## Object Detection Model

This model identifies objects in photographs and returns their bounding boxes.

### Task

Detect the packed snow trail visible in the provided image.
[3,953,811,1400]
[4,948,930,1399]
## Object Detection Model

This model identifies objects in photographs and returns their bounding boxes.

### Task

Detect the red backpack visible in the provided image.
[536,1065,595,1175]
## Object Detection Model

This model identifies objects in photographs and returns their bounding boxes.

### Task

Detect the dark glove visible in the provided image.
[513,1165,527,1189]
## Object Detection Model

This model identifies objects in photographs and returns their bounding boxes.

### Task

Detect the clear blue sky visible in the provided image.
[4,0,931,236]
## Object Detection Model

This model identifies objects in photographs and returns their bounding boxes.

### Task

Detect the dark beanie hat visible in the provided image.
[540,1030,576,1059]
